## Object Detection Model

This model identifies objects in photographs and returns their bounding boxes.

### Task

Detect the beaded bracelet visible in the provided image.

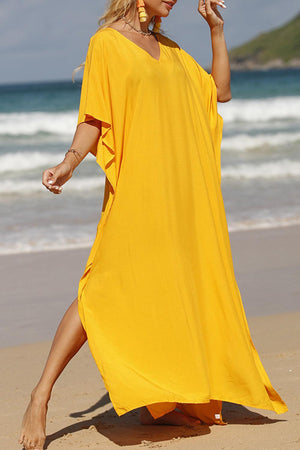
[65,148,82,162]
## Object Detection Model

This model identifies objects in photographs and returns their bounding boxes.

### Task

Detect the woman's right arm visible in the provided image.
[42,117,101,194]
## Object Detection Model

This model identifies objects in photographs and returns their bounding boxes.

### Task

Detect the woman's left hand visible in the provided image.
[198,0,226,29]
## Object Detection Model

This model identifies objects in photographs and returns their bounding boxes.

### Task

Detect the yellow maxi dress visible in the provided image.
[76,27,288,425]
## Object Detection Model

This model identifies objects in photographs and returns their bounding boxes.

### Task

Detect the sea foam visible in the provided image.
[0,96,300,138]
[0,111,77,136]
[222,131,300,151]
[218,96,300,123]
[222,159,300,179]
[0,176,105,196]
[1,213,300,255]
[0,151,95,174]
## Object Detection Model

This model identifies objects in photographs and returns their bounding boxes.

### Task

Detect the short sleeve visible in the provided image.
[77,32,116,191]
[179,48,223,184]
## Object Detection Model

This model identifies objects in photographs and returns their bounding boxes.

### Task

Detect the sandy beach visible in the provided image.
[1,225,299,449]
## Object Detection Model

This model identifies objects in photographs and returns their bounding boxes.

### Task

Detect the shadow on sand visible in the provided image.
[44,393,286,448]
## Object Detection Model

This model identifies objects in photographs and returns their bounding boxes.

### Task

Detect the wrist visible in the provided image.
[63,148,83,171]
[61,156,76,173]
[210,23,224,37]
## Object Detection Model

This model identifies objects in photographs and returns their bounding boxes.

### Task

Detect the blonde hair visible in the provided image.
[72,0,164,81]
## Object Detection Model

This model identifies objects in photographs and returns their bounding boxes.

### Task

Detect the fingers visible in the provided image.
[198,0,226,23]
[42,169,63,195]
[48,180,63,195]
[210,0,227,8]
[204,0,213,15]
[203,0,227,11]
[42,169,54,189]
[216,0,226,8]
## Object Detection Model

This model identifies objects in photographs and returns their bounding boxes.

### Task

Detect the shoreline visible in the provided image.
[229,61,300,71]
[1,223,299,348]
[1,220,300,257]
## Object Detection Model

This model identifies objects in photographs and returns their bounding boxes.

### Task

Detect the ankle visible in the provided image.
[31,386,51,405]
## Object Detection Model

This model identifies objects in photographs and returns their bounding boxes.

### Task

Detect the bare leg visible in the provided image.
[19,298,87,450]
[140,407,202,427]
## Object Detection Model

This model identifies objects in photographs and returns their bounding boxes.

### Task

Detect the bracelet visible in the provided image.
[65,148,82,162]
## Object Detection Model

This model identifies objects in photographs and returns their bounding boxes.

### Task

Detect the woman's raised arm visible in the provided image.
[198,0,231,103]
[42,118,101,194]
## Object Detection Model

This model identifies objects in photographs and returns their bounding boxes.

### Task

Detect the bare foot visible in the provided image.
[140,406,202,427]
[19,391,48,450]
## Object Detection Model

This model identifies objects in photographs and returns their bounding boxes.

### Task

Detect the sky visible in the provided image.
[0,0,299,84]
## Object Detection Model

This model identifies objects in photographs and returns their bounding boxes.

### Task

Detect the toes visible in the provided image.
[27,440,40,450]
[27,439,37,449]
[19,434,45,449]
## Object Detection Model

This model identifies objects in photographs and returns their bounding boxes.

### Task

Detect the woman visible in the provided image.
[19,0,288,449]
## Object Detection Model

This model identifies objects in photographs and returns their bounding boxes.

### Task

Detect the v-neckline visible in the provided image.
[105,27,162,62]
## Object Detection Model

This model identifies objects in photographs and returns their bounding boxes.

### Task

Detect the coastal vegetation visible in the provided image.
[229,13,300,70]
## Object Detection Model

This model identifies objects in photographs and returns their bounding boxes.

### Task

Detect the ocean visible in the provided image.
[0,69,300,255]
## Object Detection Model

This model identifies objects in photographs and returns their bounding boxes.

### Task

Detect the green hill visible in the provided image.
[229,14,300,69]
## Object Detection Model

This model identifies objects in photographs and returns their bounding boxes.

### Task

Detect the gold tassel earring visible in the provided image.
[136,0,148,23]
[152,15,162,33]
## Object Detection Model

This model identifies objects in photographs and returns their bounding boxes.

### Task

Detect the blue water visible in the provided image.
[230,68,300,98]
[1,68,299,113]
[0,69,300,254]
[0,81,81,113]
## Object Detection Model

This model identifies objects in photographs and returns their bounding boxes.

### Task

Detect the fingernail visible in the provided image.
[48,180,53,185]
